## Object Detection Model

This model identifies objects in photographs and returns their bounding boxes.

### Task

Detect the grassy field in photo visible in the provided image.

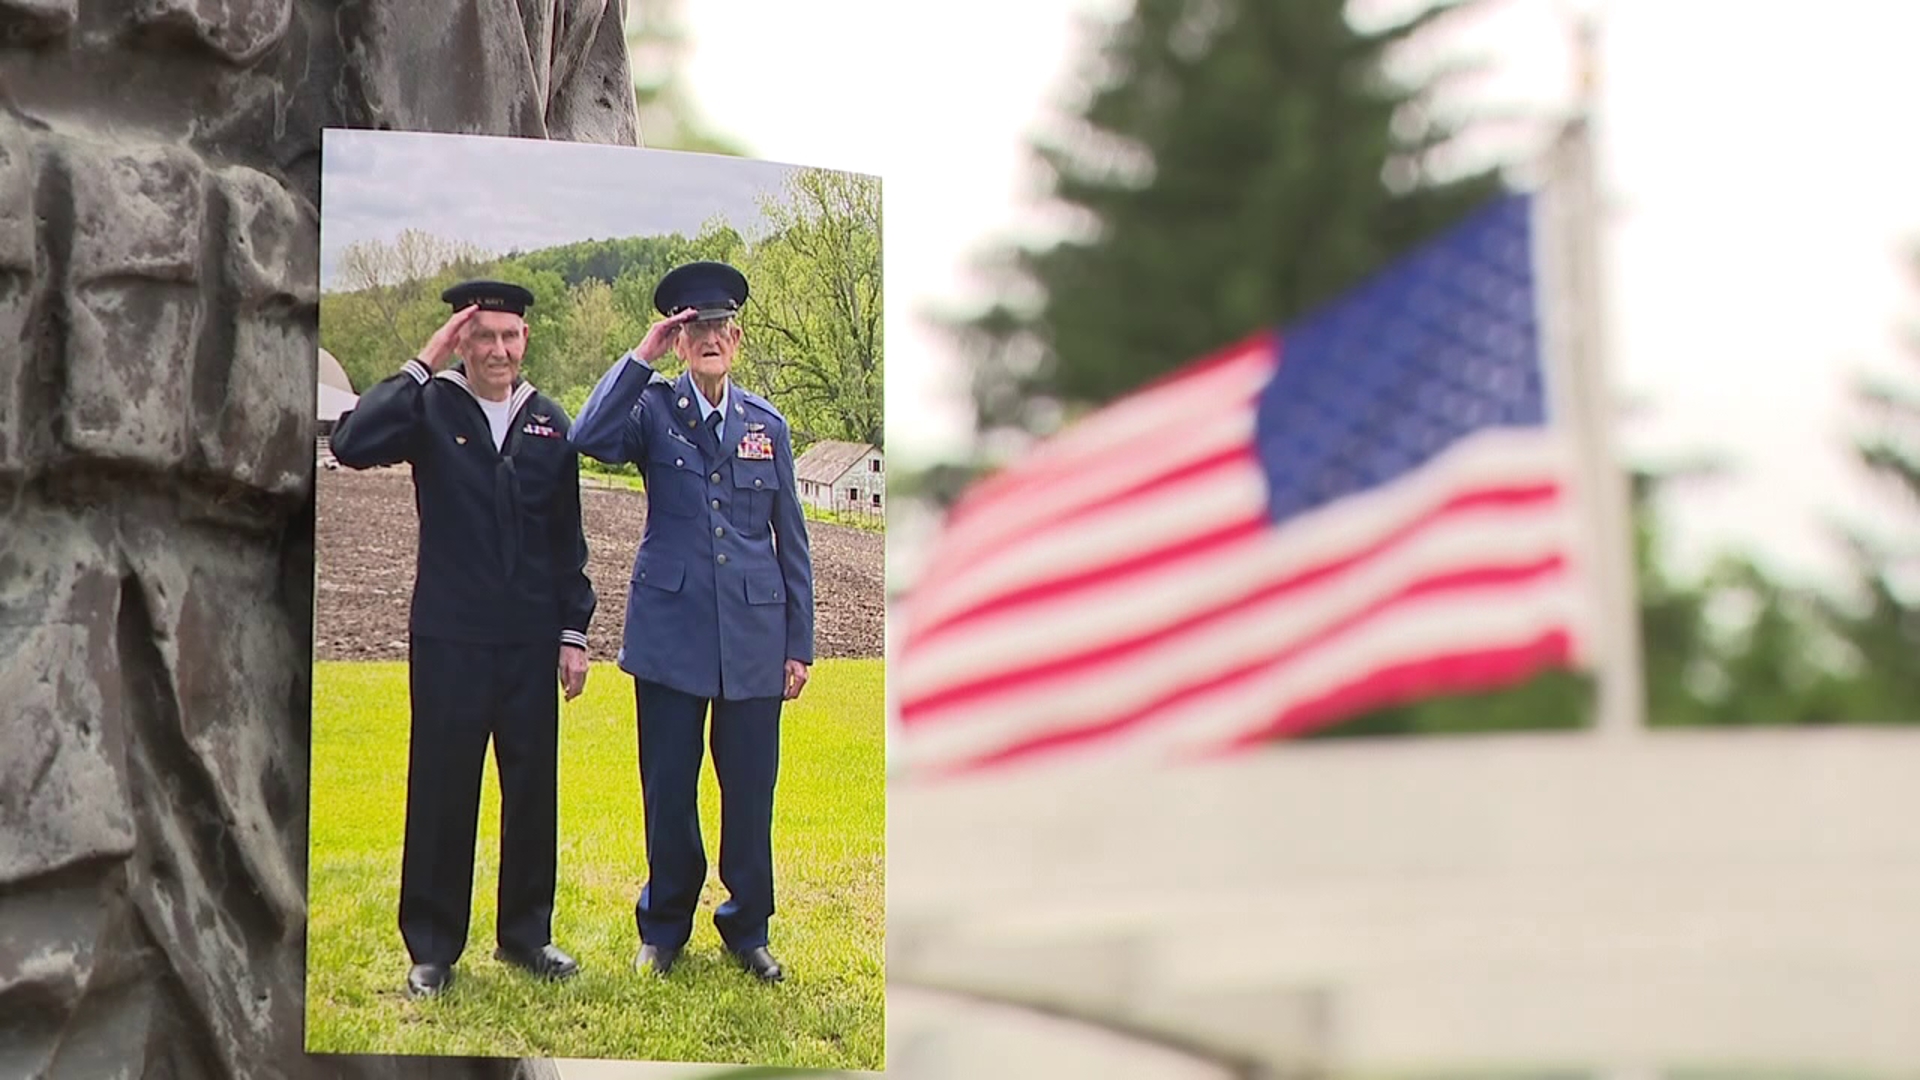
[303,657,886,1071]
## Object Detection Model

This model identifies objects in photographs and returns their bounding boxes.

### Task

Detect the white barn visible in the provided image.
[794,439,883,516]
[316,347,357,429]
[316,347,357,470]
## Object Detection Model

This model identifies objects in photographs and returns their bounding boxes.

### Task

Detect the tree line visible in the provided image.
[320,166,883,467]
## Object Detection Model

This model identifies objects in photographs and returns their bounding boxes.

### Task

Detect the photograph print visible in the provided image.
[305,128,885,1071]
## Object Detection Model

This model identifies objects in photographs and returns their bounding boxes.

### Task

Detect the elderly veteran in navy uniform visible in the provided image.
[328,279,597,999]
[569,260,814,983]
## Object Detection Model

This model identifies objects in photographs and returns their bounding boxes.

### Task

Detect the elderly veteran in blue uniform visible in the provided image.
[569,260,814,983]
[328,279,597,999]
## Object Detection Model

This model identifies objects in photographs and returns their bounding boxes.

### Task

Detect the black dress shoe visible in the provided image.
[633,941,682,976]
[731,946,784,983]
[493,943,579,981]
[406,963,454,998]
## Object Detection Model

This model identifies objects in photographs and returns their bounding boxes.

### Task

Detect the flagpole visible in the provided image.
[1547,10,1646,740]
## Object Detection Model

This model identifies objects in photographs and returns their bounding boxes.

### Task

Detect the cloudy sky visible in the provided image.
[316,130,821,289]
[678,0,1920,590]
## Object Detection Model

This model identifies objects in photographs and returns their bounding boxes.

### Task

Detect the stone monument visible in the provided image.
[0,1,638,1076]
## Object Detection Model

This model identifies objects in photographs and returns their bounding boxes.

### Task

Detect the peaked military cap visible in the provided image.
[653,261,749,322]
[441,279,535,316]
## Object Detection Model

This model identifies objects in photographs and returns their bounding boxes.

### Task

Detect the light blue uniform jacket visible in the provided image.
[569,353,815,701]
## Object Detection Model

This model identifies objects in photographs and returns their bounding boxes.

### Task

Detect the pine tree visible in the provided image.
[1826,246,1920,717]
[941,0,1510,446]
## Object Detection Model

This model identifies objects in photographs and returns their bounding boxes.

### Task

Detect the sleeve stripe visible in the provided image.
[560,630,588,648]
[403,359,431,385]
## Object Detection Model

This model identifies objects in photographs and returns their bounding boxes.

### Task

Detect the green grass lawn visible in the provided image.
[303,658,886,1070]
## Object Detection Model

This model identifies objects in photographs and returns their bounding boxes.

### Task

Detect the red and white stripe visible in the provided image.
[892,332,1594,779]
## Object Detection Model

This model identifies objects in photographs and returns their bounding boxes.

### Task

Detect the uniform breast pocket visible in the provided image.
[645,441,705,519]
[729,459,776,533]
[510,435,566,504]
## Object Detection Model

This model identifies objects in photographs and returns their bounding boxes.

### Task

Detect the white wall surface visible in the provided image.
[555,728,1920,1078]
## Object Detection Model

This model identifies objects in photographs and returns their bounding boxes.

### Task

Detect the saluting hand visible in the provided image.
[634,308,700,364]
[783,659,809,701]
[559,644,589,701]
[418,304,479,372]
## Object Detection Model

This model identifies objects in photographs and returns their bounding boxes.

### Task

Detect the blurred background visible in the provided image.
[552,0,1920,1076]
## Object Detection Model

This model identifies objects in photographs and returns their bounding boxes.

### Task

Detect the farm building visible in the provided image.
[316,347,357,470]
[317,347,357,431]
[794,439,884,516]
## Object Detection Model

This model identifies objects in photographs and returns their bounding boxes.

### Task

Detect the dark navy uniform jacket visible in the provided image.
[569,353,814,701]
[328,357,596,652]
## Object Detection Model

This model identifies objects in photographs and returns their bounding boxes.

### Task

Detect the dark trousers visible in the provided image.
[632,678,782,952]
[398,635,559,966]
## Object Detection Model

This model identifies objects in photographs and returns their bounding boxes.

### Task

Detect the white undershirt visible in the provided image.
[477,395,514,450]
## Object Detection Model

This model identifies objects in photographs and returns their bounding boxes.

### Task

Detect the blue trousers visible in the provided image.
[632,678,782,951]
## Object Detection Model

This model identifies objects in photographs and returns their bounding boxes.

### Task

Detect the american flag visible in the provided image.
[892,191,1598,778]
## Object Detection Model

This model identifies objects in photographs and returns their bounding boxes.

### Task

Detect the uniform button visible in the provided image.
[711,499,721,509]
[716,554,728,564]
[675,457,684,467]
[714,526,725,537]
[753,478,763,487]
[711,472,721,483]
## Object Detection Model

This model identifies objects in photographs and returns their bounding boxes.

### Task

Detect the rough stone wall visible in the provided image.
[0,2,638,1076]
